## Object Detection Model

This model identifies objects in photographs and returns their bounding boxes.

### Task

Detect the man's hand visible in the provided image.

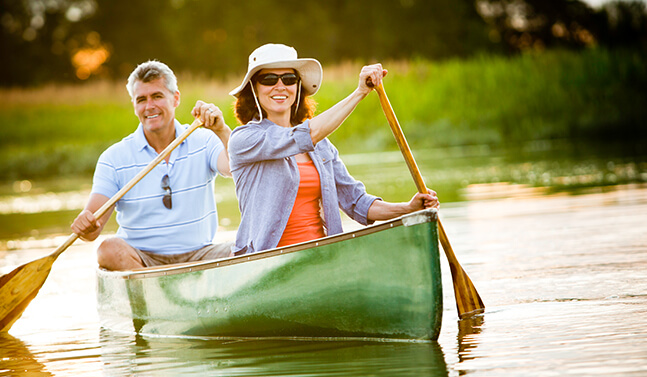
[70,193,112,242]
[191,100,227,133]
[71,209,100,238]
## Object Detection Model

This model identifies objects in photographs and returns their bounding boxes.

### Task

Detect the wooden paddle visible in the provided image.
[0,118,204,332]
[372,82,485,319]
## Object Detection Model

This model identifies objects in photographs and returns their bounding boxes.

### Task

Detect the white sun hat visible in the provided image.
[229,43,323,97]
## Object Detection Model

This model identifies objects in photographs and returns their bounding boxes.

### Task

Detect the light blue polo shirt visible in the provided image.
[91,120,225,254]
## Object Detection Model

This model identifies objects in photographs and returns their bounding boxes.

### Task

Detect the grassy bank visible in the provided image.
[1,48,645,182]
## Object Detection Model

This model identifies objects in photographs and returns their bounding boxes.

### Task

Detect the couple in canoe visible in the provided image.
[72,43,439,271]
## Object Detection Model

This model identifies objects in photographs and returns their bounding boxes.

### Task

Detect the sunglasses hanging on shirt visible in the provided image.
[161,174,172,209]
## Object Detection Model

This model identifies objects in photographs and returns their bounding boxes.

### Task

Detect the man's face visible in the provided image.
[132,78,180,135]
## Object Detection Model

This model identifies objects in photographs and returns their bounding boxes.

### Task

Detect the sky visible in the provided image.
[585,0,646,6]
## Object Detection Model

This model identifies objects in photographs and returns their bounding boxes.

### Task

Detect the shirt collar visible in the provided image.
[134,119,185,152]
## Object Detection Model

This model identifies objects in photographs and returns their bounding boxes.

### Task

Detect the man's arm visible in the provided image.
[215,130,231,177]
[192,100,232,177]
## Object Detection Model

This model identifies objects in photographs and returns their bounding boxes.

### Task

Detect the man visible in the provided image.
[71,60,232,270]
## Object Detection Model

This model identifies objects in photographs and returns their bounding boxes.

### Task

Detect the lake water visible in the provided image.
[1,139,647,376]
[1,182,646,376]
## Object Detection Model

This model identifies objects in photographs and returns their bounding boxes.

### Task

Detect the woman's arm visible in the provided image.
[367,189,439,221]
[308,64,387,145]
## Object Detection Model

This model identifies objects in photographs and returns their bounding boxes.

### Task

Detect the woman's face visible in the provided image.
[254,68,298,123]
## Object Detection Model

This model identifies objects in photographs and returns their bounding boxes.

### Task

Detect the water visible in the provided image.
[1,183,646,376]
[1,139,645,244]
[1,140,646,375]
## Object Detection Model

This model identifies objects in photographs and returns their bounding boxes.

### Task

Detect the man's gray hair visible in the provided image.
[126,60,179,99]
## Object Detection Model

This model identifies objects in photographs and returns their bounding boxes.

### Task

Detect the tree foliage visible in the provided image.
[1,0,646,86]
[476,0,647,51]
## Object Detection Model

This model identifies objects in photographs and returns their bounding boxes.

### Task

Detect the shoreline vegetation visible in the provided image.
[1,48,645,184]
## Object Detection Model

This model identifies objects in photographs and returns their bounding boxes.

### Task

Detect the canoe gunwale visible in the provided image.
[97,208,438,281]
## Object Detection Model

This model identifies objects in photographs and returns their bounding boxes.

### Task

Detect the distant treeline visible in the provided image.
[1,48,645,182]
[1,0,646,86]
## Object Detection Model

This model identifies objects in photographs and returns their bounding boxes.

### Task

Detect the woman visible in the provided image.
[228,43,439,255]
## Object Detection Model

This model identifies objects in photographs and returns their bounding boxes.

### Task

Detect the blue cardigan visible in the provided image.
[228,118,380,255]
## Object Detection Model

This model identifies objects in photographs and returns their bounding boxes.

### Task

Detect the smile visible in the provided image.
[146,114,160,119]
[271,95,287,100]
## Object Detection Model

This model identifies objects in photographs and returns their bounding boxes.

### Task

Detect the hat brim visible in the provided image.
[229,58,322,97]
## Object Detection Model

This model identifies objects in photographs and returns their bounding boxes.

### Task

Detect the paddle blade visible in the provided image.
[0,254,57,331]
[438,221,485,318]
[447,261,485,318]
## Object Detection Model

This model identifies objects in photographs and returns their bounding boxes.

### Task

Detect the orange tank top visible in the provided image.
[277,160,326,247]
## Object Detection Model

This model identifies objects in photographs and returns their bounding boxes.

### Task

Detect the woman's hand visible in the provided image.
[308,64,387,145]
[358,63,388,95]
[191,100,227,133]
[407,189,440,212]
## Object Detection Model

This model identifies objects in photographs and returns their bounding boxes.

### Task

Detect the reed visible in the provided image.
[1,48,645,182]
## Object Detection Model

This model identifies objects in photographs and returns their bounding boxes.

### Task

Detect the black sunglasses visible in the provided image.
[255,73,299,86]
[161,174,172,209]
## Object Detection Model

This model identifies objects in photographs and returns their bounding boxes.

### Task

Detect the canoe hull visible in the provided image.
[97,209,443,340]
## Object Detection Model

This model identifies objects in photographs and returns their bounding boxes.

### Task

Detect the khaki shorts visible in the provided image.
[134,242,234,268]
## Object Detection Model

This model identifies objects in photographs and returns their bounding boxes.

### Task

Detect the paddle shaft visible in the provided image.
[373,83,484,318]
[51,118,204,259]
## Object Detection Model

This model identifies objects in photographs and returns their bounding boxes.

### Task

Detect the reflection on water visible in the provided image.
[1,184,645,376]
[98,330,448,376]
[456,315,484,366]
[0,332,52,376]
[0,190,90,215]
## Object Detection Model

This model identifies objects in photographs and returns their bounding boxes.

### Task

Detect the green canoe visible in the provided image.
[96,208,443,341]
